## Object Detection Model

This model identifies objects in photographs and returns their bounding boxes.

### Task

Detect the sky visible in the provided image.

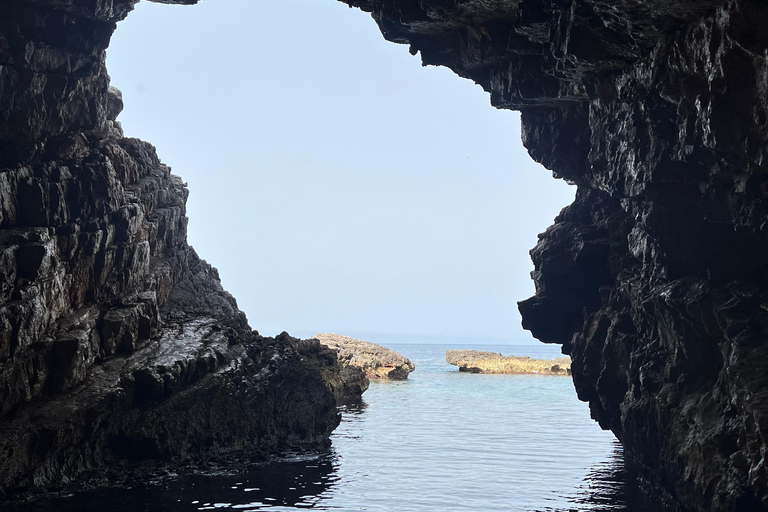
[106,0,575,343]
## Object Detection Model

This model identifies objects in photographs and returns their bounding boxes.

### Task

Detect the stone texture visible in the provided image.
[337,0,768,511]
[0,0,359,498]
[446,349,571,376]
[310,343,370,406]
[315,333,415,380]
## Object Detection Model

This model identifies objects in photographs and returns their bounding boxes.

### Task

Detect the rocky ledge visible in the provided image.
[446,349,571,376]
[315,333,415,380]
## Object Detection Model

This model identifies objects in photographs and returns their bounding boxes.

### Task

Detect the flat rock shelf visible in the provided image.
[446,349,571,376]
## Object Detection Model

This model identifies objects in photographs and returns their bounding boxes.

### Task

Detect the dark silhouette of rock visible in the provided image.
[316,333,415,380]
[309,335,370,404]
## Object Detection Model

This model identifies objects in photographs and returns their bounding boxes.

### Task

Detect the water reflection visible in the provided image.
[8,344,667,512]
[14,435,656,512]
[15,455,340,512]
[547,441,662,512]
[339,399,368,416]
[12,437,655,512]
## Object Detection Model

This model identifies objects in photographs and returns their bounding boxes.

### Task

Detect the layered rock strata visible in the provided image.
[338,0,768,511]
[446,349,571,375]
[0,0,357,498]
[315,333,415,380]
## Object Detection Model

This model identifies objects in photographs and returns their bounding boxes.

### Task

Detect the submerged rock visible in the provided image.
[315,333,415,380]
[446,350,571,376]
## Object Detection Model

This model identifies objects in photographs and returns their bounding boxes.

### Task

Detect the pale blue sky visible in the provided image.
[107,0,574,343]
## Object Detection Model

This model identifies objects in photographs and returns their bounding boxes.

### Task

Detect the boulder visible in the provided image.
[315,333,415,380]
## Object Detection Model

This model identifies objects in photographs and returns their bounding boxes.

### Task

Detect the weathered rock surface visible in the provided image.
[311,337,370,405]
[315,333,415,380]
[0,0,358,498]
[446,349,571,376]
[338,0,768,511]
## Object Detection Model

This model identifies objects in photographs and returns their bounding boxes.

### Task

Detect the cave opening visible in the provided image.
[5,0,768,508]
[106,0,575,343]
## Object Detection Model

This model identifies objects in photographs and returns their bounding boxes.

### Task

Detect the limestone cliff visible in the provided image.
[0,0,357,497]
[335,0,768,510]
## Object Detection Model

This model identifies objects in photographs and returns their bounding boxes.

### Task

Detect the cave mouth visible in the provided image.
[4,0,768,509]
[106,0,575,342]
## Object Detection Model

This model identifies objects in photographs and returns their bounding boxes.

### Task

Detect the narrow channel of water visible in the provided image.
[19,343,658,511]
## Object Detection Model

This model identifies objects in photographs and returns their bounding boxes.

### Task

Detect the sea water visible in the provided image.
[19,343,659,511]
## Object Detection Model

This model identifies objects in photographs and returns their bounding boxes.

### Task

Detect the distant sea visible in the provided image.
[21,343,661,512]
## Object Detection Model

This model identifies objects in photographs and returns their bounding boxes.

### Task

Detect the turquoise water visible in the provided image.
[19,344,659,511]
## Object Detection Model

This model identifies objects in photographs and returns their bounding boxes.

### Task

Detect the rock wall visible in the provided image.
[338,0,768,511]
[0,0,358,497]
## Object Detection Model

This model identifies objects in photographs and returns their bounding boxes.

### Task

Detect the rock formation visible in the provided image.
[315,333,415,380]
[0,0,361,498]
[337,0,768,511]
[446,349,571,375]
[2,0,768,509]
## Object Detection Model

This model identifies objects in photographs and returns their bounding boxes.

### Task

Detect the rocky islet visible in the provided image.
[446,349,571,375]
[315,333,415,380]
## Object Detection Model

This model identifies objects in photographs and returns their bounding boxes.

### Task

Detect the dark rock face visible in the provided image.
[0,0,357,498]
[338,0,768,511]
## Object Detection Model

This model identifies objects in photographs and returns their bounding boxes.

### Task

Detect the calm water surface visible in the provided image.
[21,344,659,511]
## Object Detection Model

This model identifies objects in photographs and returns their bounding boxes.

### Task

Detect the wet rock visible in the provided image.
[315,333,415,380]
[446,349,571,376]
[0,324,342,496]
